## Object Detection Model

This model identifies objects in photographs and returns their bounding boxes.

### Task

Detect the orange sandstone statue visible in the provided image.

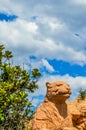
[29,81,86,130]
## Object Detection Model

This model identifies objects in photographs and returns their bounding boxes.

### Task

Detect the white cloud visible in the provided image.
[37,74,86,91]
[35,40,86,65]
[42,59,54,72]
[1,18,86,66]
[73,0,86,4]
[0,0,23,16]
[0,1,86,66]
[42,38,57,51]
[49,20,61,30]
[39,17,65,31]
[0,18,39,51]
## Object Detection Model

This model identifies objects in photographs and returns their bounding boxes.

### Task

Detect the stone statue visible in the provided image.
[29,81,86,130]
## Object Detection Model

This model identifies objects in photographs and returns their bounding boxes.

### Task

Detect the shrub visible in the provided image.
[0,45,41,130]
[78,88,86,100]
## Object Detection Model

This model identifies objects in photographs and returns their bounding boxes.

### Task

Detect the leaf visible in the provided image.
[0,114,4,122]
[32,68,41,78]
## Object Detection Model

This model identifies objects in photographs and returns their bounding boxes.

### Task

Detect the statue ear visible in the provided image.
[46,82,50,87]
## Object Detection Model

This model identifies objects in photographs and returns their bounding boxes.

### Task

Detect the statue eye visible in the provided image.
[56,84,62,87]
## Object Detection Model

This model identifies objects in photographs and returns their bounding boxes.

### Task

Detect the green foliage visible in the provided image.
[78,88,86,100]
[0,45,41,130]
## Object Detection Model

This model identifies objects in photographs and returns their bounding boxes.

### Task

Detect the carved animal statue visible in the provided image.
[29,81,86,130]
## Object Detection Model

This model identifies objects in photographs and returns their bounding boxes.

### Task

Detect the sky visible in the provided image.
[0,0,86,108]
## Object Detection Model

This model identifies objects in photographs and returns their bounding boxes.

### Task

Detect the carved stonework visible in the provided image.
[29,81,86,130]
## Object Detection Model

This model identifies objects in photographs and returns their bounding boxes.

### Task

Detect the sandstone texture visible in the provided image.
[29,81,86,130]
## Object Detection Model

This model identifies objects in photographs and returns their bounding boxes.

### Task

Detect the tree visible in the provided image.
[78,88,86,100]
[0,45,41,130]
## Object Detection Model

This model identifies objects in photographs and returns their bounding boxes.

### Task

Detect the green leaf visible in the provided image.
[32,68,41,78]
[0,114,4,122]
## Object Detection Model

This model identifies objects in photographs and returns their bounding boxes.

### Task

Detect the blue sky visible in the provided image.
[0,13,17,21]
[0,0,86,108]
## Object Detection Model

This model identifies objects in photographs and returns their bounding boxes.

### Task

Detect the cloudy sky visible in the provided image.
[0,0,86,108]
